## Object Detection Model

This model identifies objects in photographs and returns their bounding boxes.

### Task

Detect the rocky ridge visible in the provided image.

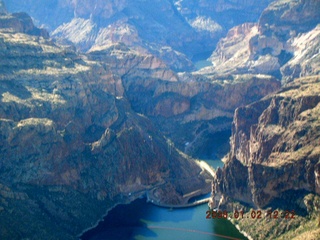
[1,0,318,239]
[86,43,280,159]
[205,1,320,238]
[0,10,212,239]
[3,0,275,71]
[212,75,320,239]
[0,12,49,38]
[213,75,320,209]
[59,3,285,162]
[202,0,320,82]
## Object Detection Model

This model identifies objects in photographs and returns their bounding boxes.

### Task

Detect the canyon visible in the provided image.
[0,0,319,239]
[0,7,213,239]
[3,0,274,72]
[208,0,320,239]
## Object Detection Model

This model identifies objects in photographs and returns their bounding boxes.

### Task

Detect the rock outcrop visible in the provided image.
[2,1,317,239]
[213,75,320,211]
[0,12,212,239]
[204,0,320,81]
[2,0,274,71]
[0,11,49,38]
[85,43,280,159]
[175,0,273,29]
[281,24,320,83]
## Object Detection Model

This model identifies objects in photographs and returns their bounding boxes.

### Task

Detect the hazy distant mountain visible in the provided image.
[1,0,320,239]
[200,0,320,81]
[3,0,273,71]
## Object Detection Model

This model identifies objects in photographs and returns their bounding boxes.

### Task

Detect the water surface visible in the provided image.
[81,198,247,240]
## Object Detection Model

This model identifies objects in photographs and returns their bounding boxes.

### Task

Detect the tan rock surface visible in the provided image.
[203,0,320,81]
[214,76,320,209]
[0,11,212,239]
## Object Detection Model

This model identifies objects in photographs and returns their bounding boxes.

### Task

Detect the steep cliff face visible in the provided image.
[175,0,273,28]
[2,1,316,239]
[205,0,320,80]
[213,76,320,211]
[281,24,320,83]
[1,0,203,71]
[203,22,260,76]
[46,0,214,71]
[123,74,280,158]
[0,12,212,239]
[2,0,274,72]
[0,11,49,38]
[86,43,280,159]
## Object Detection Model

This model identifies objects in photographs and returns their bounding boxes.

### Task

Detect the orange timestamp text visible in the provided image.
[206,209,295,219]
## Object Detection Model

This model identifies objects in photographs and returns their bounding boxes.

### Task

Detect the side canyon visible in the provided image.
[0,0,319,239]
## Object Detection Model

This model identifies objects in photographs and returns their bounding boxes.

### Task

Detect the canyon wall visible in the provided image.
[213,76,320,211]
[2,0,319,239]
[86,43,280,159]
[3,0,274,71]
[0,10,211,239]
[207,2,320,238]
[204,0,320,82]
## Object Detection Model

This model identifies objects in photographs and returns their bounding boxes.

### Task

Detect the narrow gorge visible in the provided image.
[0,0,319,239]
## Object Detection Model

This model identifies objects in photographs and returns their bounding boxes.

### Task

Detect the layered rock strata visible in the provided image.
[0,11,211,239]
[212,76,320,211]
[87,44,281,158]
[3,0,275,71]
[204,0,320,81]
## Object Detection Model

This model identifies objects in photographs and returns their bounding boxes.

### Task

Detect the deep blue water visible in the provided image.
[81,159,246,240]
[81,198,247,240]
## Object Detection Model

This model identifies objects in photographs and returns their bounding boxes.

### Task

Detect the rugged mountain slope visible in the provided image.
[87,43,280,159]
[174,0,273,30]
[213,76,320,208]
[203,0,320,81]
[211,76,320,238]
[201,1,320,238]
[208,0,320,210]
[3,0,274,71]
[1,1,316,239]
[0,10,212,239]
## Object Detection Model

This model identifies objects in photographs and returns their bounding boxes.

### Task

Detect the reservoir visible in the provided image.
[81,159,247,240]
[81,198,247,240]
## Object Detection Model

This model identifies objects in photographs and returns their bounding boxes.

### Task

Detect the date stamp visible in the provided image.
[206,210,295,220]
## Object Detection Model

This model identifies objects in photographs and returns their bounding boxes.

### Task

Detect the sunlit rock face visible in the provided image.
[85,43,280,159]
[208,3,320,208]
[0,10,212,239]
[174,0,273,28]
[280,24,320,83]
[0,11,49,38]
[213,76,320,210]
[209,1,320,207]
[2,0,273,72]
[2,0,318,239]
[2,0,202,71]
[202,0,320,80]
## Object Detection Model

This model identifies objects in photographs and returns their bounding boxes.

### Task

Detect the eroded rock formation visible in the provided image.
[85,43,280,159]
[203,0,320,81]
[0,10,211,239]
[213,76,320,211]
[2,0,275,71]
